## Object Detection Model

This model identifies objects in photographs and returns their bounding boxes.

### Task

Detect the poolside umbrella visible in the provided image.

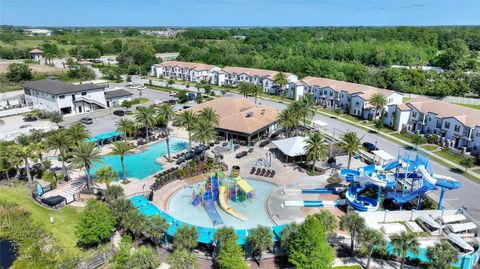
[36,183,44,197]
[197,226,215,244]
[235,229,248,245]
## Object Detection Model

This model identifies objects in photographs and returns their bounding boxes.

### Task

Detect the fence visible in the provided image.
[76,244,116,269]
[402,93,480,106]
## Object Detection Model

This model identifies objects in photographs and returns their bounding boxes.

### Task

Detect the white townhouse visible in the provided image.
[23,79,132,116]
[289,76,402,120]
[150,61,220,83]
[213,66,298,94]
[384,97,480,155]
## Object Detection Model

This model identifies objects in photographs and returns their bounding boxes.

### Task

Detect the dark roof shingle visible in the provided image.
[23,79,105,95]
[104,89,133,99]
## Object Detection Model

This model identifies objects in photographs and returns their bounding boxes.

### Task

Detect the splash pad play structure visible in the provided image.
[284,149,461,211]
[191,166,254,225]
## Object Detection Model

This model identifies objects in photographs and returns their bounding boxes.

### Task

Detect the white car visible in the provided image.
[169,91,178,97]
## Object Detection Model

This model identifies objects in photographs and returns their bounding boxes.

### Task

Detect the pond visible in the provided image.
[0,240,17,269]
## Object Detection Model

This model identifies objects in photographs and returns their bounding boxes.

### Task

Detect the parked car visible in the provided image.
[169,91,178,97]
[182,105,191,110]
[113,110,125,116]
[23,115,37,122]
[235,151,248,159]
[20,124,32,129]
[259,141,270,148]
[79,117,93,125]
[362,142,378,153]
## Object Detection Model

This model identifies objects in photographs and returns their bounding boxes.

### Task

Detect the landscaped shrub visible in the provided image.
[428,134,438,144]
[75,200,116,247]
[43,170,57,189]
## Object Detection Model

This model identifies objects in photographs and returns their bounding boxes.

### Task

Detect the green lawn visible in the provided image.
[0,40,76,51]
[0,85,21,93]
[0,182,86,258]
[403,97,412,102]
[391,132,413,143]
[435,148,462,165]
[454,103,480,110]
[420,144,439,151]
[333,266,362,269]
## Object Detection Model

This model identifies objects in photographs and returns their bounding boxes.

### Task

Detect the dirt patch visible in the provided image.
[0,63,64,74]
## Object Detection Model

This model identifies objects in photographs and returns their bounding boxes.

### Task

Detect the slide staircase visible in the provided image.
[385,181,436,204]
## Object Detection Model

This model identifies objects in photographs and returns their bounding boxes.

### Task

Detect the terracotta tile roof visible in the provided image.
[155,61,215,71]
[300,76,394,98]
[396,103,411,111]
[406,97,480,128]
[221,66,292,79]
[188,97,279,134]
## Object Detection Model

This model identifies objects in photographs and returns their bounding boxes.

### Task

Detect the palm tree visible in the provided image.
[459,155,475,173]
[70,142,102,189]
[167,249,197,269]
[304,132,328,172]
[273,72,288,95]
[337,131,362,169]
[94,165,117,187]
[135,106,156,142]
[278,109,296,137]
[144,215,169,246]
[247,225,273,266]
[67,123,90,146]
[17,145,35,186]
[251,84,262,104]
[192,119,217,161]
[214,226,237,256]
[369,93,387,119]
[125,246,159,269]
[116,118,135,140]
[47,130,70,180]
[175,110,197,150]
[238,81,251,98]
[111,141,131,183]
[199,107,219,127]
[339,211,365,253]
[358,228,386,269]
[426,241,458,269]
[173,225,198,251]
[411,134,427,150]
[48,112,63,127]
[391,231,419,269]
[312,211,338,236]
[157,104,176,161]
[32,140,47,164]
[296,100,315,127]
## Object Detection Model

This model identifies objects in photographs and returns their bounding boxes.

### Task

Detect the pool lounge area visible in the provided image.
[130,195,285,245]
[91,138,189,180]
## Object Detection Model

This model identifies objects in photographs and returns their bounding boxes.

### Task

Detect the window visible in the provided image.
[454,125,461,132]
[444,122,450,129]
[428,117,431,122]
[24,89,31,95]
[59,95,65,99]
[412,111,417,117]
[81,92,87,96]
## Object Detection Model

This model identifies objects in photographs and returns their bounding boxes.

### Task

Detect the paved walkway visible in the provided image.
[333,257,419,269]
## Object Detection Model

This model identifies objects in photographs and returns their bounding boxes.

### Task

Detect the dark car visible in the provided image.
[182,105,191,110]
[235,151,248,159]
[362,142,378,153]
[23,115,37,122]
[113,110,125,116]
[79,117,93,125]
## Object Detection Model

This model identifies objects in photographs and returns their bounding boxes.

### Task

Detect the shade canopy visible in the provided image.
[272,136,307,157]
[85,131,124,143]
[372,150,394,161]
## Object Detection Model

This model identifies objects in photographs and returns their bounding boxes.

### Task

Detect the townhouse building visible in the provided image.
[150,61,220,83]
[213,66,297,94]
[289,76,402,120]
[384,97,480,155]
[23,79,132,116]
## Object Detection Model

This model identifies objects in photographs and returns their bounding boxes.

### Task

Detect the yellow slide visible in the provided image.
[218,186,248,221]
[236,178,253,194]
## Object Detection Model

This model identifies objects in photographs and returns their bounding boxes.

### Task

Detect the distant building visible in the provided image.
[384,97,480,155]
[188,97,279,142]
[29,48,43,61]
[139,29,185,37]
[213,66,297,94]
[289,76,403,120]
[155,53,179,61]
[24,29,52,36]
[22,79,132,116]
[151,61,220,83]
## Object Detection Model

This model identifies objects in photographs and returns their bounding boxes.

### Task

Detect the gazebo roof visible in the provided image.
[29,48,43,53]
[271,136,307,157]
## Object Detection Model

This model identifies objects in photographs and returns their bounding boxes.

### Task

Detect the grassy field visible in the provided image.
[0,85,21,93]
[391,132,413,143]
[332,266,362,269]
[420,144,439,151]
[454,103,480,110]
[435,148,462,165]
[0,40,76,50]
[0,182,85,258]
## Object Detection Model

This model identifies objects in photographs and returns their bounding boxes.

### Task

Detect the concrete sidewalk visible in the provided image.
[334,257,419,269]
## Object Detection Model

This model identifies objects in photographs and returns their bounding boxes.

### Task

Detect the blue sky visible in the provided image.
[1,0,479,27]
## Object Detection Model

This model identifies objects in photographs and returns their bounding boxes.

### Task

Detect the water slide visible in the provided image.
[191,194,201,206]
[203,192,223,225]
[218,186,248,221]
[283,188,347,207]
[416,165,461,190]
[345,184,379,212]
[236,178,254,194]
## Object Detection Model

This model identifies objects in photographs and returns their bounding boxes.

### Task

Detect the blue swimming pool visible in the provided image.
[167,179,277,229]
[91,138,189,180]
